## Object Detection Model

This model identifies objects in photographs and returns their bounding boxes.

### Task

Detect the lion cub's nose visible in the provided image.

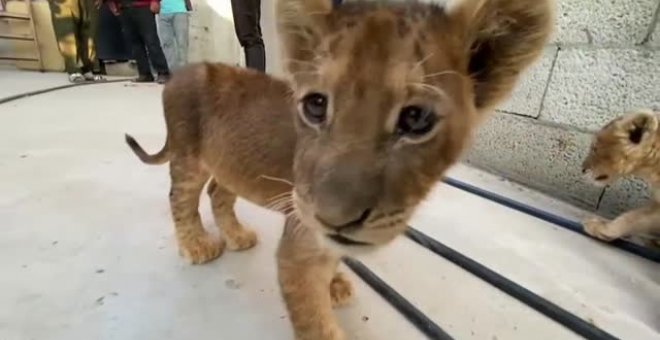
[316,208,372,229]
[312,153,380,229]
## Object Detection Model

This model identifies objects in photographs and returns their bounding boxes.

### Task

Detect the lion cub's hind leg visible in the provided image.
[207,179,258,251]
[170,158,225,264]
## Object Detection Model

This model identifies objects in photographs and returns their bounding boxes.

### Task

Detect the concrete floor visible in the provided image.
[1,71,658,340]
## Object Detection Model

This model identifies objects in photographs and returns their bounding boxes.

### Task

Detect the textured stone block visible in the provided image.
[540,48,660,131]
[552,0,658,45]
[465,113,603,209]
[497,47,557,117]
[598,178,651,218]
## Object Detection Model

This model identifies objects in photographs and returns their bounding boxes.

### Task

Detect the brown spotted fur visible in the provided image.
[125,0,553,338]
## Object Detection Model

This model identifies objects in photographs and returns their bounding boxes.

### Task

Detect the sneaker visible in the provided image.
[84,73,106,82]
[132,74,155,83]
[156,73,170,84]
[68,73,86,83]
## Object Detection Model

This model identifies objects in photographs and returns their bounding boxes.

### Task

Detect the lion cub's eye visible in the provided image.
[301,93,328,125]
[396,105,437,137]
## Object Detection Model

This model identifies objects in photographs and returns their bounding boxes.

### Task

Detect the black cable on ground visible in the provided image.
[342,257,454,340]
[406,227,620,340]
[443,177,660,264]
[0,78,131,105]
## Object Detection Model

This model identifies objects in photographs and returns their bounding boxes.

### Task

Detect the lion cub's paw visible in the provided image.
[583,217,619,242]
[225,228,258,251]
[178,233,226,264]
[330,272,354,308]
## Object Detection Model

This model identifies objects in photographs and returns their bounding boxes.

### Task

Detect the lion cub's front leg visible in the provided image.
[583,203,660,241]
[329,271,354,308]
[277,217,354,340]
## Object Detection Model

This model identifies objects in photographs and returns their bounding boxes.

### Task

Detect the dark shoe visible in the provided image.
[156,73,170,84]
[132,74,154,83]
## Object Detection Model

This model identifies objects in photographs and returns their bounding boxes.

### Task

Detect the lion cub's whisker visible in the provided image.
[267,191,293,203]
[411,52,435,73]
[259,175,293,186]
[422,70,463,80]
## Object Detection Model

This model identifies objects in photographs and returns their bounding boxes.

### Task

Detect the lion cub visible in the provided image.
[582,109,660,242]
[126,0,553,338]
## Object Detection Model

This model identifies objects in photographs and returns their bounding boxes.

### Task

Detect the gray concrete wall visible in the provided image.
[465,0,660,218]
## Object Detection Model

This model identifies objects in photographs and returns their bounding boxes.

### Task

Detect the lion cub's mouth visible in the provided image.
[594,174,609,182]
[590,174,612,187]
[583,169,611,186]
[326,234,372,246]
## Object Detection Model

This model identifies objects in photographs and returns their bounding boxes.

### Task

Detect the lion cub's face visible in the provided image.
[277,0,552,247]
[582,110,659,186]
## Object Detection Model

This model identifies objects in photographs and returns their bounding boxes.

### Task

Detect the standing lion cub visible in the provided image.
[582,109,660,243]
[125,0,553,338]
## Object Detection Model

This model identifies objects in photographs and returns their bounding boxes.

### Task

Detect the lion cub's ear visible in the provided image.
[619,109,659,145]
[447,0,554,113]
[276,0,333,76]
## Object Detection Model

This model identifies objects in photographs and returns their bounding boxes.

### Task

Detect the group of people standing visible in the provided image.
[47,0,266,83]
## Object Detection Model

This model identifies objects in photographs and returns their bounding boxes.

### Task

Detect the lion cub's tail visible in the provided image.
[124,134,169,165]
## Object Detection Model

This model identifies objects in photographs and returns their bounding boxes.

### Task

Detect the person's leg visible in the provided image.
[157,13,177,70]
[172,12,189,69]
[48,0,83,78]
[79,0,105,80]
[133,7,170,80]
[73,0,86,71]
[230,0,265,72]
[119,8,153,80]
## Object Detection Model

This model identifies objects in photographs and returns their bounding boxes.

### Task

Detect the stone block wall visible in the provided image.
[466,0,660,217]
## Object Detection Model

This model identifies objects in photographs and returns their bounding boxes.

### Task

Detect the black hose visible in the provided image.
[343,257,455,340]
[0,78,131,105]
[406,228,620,340]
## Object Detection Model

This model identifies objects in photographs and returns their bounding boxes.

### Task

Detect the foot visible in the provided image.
[330,272,354,308]
[132,74,155,83]
[156,73,170,84]
[68,72,86,83]
[177,233,226,264]
[583,217,620,241]
[225,227,258,251]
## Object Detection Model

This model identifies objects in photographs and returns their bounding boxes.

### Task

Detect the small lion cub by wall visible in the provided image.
[581,109,660,243]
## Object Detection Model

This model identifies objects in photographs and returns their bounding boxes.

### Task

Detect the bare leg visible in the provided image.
[583,203,660,241]
[207,178,257,250]
[169,158,224,264]
[277,216,353,340]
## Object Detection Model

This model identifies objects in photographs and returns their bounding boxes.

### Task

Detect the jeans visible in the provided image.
[230,0,265,72]
[119,6,170,77]
[158,12,189,70]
